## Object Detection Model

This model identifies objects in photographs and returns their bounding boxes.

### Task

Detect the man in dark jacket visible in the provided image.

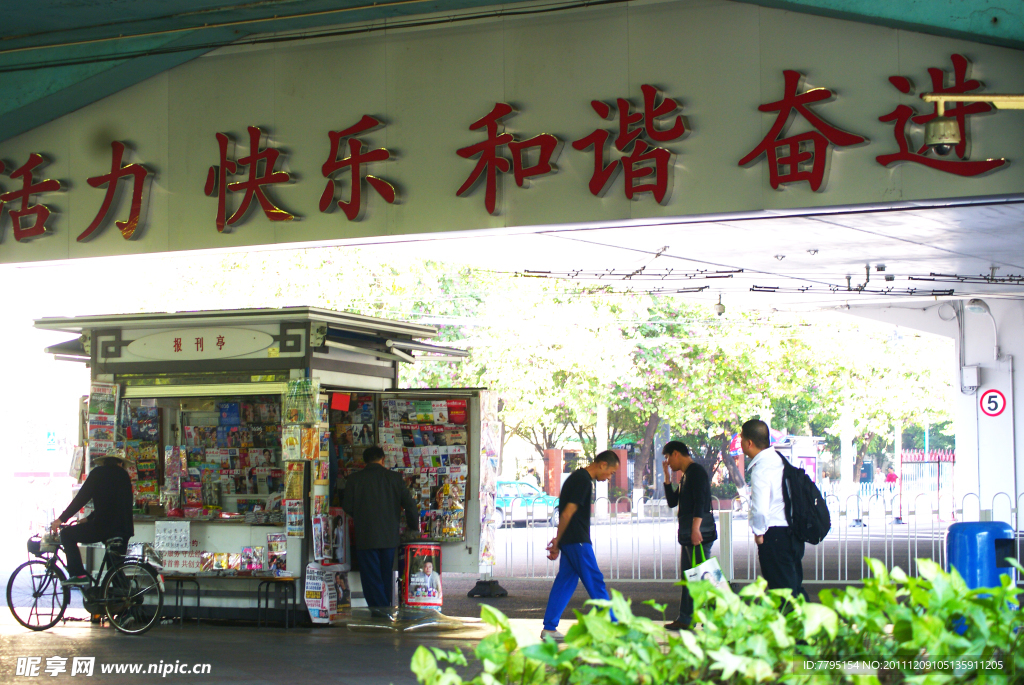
[50,452,134,587]
[342,445,419,608]
[662,440,718,631]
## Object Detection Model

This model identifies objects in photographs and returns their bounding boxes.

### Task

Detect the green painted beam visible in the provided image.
[732,0,1024,51]
[0,28,242,143]
[2,0,1020,144]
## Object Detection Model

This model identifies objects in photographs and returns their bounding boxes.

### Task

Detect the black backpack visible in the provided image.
[777,451,831,544]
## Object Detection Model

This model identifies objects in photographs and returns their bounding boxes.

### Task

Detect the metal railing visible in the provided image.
[489,492,1024,584]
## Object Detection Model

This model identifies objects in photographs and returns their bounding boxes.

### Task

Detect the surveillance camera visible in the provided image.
[713,295,725,317]
[924,118,960,157]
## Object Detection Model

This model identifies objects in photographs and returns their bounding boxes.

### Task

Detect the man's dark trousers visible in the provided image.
[60,522,114,578]
[356,547,396,608]
[677,541,714,625]
[757,526,809,601]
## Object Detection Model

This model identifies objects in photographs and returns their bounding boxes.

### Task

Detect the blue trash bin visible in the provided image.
[946,521,1016,589]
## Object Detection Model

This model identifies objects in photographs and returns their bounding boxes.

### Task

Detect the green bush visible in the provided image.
[710,480,738,501]
[411,558,1023,685]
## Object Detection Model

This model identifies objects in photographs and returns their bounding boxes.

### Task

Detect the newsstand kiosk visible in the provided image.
[36,307,501,624]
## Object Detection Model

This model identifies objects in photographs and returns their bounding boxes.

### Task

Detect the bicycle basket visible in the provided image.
[27,534,59,557]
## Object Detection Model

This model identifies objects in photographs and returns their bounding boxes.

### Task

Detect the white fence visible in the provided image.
[489,493,1024,584]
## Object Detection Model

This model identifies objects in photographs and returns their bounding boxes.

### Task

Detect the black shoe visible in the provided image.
[665,620,690,631]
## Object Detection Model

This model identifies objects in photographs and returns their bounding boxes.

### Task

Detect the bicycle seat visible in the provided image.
[104,537,127,556]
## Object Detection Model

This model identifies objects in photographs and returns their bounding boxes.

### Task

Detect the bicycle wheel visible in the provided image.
[103,562,163,635]
[6,559,70,631]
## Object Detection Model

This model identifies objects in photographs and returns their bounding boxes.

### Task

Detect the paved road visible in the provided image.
[0,573,846,685]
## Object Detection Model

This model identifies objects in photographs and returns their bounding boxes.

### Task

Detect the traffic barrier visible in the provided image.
[489,491,1023,584]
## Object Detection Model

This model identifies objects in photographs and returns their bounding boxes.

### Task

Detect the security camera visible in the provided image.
[713,295,725,317]
[924,118,960,157]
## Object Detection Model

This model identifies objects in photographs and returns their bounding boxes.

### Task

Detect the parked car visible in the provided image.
[493,480,559,527]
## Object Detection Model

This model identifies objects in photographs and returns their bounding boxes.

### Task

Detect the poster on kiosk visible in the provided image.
[402,543,443,610]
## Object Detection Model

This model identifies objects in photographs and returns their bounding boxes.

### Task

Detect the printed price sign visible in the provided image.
[980,389,1006,417]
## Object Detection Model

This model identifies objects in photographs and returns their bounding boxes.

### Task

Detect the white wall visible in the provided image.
[846,299,1023,525]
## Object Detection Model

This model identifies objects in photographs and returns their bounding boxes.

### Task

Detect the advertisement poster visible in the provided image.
[478,420,501,567]
[285,499,304,537]
[402,543,442,610]
[304,562,342,624]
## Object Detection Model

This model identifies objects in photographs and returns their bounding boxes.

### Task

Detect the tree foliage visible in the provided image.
[166,247,951,491]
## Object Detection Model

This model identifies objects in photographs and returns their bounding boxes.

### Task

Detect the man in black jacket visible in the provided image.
[662,440,717,631]
[342,445,419,608]
[50,452,134,587]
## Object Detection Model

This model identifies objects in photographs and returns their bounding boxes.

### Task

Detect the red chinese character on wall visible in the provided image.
[173,338,182,353]
[77,142,150,242]
[573,85,687,204]
[876,55,1006,176]
[204,127,295,232]
[0,154,62,242]
[216,335,225,350]
[457,103,561,215]
[739,71,866,191]
[195,337,204,352]
[320,115,396,221]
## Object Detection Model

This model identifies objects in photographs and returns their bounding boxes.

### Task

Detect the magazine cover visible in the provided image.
[403,543,442,610]
[312,516,325,560]
[300,427,320,461]
[88,382,118,418]
[267,533,288,573]
[241,546,257,570]
[329,507,351,570]
[284,463,305,500]
[314,460,329,485]
[447,399,468,425]
[282,425,302,461]
[252,546,266,571]
[285,499,304,537]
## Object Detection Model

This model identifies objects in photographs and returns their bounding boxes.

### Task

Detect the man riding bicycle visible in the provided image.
[50,450,134,588]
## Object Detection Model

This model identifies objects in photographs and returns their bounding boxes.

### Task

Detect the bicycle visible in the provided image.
[6,530,165,635]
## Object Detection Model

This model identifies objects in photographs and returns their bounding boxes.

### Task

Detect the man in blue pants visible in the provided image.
[342,445,419,610]
[541,450,619,641]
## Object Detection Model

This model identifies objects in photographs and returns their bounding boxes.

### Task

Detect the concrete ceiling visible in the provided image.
[400,194,1024,310]
[1,0,1022,144]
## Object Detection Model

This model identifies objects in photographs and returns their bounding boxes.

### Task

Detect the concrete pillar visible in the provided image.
[595,405,609,519]
[542,449,563,496]
[840,411,855,512]
[894,419,904,520]
[718,510,733,581]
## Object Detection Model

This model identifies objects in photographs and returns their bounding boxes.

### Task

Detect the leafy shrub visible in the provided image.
[411,558,1022,685]
[710,480,738,501]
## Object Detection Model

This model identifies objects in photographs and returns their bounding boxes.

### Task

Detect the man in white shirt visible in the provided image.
[741,419,808,602]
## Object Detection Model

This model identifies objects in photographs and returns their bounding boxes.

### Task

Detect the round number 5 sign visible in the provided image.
[980,389,1006,417]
